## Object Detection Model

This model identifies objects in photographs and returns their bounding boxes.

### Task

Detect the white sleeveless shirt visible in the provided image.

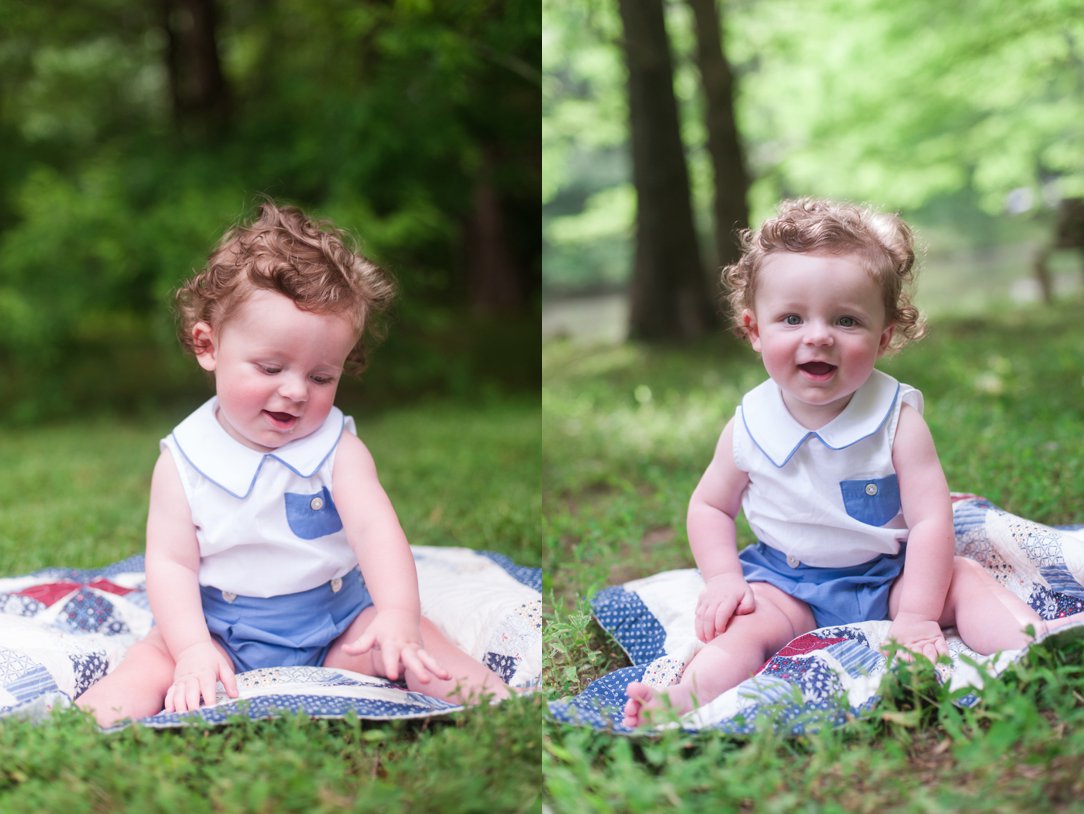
[161,398,359,597]
[731,369,923,568]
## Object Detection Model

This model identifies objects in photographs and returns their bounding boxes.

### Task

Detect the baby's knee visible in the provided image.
[946,556,994,601]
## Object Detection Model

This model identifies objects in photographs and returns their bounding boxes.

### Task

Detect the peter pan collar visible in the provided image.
[738,368,901,468]
[169,397,347,498]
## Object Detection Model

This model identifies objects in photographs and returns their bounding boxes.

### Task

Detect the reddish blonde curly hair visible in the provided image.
[722,198,925,353]
[176,200,396,374]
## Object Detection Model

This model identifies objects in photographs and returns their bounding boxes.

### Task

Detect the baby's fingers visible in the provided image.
[881,639,911,662]
[888,646,913,664]
[183,674,212,712]
[221,671,239,700]
[164,684,177,713]
[343,630,376,656]
[381,644,402,681]
[166,677,198,713]
[218,660,239,699]
[182,678,202,712]
[403,646,451,683]
[736,590,756,616]
[712,603,734,638]
[925,638,949,662]
[199,673,220,709]
[694,605,718,643]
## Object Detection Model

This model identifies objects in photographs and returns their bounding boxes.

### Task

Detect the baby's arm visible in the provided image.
[332,433,449,683]
[888,404,955,660]
[145,450,238,712]
[687,418,754,643]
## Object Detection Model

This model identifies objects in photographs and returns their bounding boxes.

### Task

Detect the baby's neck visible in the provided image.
[779,393,854,430]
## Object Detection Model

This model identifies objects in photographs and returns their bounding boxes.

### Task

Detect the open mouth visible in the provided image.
[798,361,837,377]
[263,410,299,428]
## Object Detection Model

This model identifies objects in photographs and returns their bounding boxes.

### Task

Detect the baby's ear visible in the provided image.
[742,309,762,351]
[878,323,895,355]
[191,322,217,371]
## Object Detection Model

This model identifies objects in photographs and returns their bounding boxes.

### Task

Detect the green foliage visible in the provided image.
[545,645,1084,813]
[731,0,1084,215]
[0,0,539,420]
[0,395,540,569]
[0,701,543,813]
[544,303,1084,810]
[542,0,1084,293]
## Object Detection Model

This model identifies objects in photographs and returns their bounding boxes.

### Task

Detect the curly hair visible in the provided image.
[722,198,925,353]
[176,200,396,374]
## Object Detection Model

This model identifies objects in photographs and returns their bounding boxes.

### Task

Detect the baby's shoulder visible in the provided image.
[332,428,378,473]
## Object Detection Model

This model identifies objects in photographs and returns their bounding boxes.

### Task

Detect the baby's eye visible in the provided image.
[783,314,802,325]
[311,375,336,385]
[837,316,858,328]
[258,364,282,375]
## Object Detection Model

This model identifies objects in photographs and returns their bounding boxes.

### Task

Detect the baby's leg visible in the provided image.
[75,628,176,727]
[623,583,814,727]
[324,609,511,703]
[938,556,1047,654]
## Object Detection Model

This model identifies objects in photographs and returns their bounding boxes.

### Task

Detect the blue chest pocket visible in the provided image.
[839,475,901,527]
[284,487,344,540]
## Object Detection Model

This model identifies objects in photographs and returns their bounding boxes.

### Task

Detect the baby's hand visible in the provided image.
[342,608,451,684]
[165,640,238,713]
[695,573,756,643]
[885,613,949,663]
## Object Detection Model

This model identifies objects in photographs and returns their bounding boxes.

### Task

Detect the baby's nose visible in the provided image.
[803,322,834,345]
[278,375,309,402]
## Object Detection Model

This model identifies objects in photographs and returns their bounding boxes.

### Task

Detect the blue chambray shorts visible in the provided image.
[200,567,374,672]
[738,542,907,628]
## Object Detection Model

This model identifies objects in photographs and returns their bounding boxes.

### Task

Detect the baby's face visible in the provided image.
[743,251,893,429]
[193,289,358,451]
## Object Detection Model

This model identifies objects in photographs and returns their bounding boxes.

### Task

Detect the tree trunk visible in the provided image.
[161,0,231,136]
[686,0,749,272]
[618,0,715,342]
[466,146,530,312]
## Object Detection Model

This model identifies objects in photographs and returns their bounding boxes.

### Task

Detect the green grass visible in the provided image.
[0,395,540,813]
[0,397,540,571]
[543,302,1084,812]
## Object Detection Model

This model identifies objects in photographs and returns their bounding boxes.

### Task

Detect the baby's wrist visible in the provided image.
[703,569,743,581]
[892,611,938,625]
[171,637,216,660]
[375,606,420,623]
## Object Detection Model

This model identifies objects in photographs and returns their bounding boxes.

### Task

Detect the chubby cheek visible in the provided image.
[301,384,341,421]
[310,387,338,415]
[759,348,793,380]
[217,372,272,409]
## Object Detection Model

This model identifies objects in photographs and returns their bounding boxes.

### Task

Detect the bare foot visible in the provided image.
[622,681,697,728]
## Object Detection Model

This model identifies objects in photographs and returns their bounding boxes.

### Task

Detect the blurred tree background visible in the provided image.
[543,0,1084,341]
[0,0,540,421]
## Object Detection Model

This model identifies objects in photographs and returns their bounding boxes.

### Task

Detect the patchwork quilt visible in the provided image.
[549,495,1084,735]
[0,546,541,730]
